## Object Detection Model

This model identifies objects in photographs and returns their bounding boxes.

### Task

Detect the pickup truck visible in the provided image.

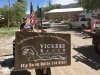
[69,17,90,29]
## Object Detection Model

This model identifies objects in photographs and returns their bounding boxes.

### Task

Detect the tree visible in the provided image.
[0,5,15,26]
[0,8,2,14]
[0,0,26,27]
[1,5,9,25]
[35,4,62,19]
[43,4,61,12]
[17,0,26,4]
[48,0,52,6]
[13,2,26,23]
[35,5,40,18]
[77,0,100,12]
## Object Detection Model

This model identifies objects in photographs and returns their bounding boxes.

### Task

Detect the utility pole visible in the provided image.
[8,0,10,30]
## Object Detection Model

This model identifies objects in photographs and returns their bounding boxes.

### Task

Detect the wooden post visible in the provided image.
[39,8,43,31]
[38,8,48,75]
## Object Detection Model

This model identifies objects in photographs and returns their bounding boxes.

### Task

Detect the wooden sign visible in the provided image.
[14,32,71,71]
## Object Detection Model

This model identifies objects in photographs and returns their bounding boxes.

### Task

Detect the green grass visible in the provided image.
[0,26,19,37]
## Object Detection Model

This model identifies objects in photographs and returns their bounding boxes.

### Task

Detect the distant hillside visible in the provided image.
[61,3,80,8]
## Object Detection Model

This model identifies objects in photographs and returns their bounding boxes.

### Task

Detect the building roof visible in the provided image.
[46,7,84,13]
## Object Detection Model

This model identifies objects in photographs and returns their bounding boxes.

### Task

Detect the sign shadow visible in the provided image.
[0,58,14,69]
[73,45,100,70]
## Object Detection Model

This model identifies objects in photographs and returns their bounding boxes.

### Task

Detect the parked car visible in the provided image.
[42,20,51,28]
[36,20,51,29]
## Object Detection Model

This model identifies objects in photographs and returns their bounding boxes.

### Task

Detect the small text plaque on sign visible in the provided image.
[14,32,71,71]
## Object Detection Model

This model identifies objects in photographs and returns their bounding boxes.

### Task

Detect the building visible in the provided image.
[45,7,84,20]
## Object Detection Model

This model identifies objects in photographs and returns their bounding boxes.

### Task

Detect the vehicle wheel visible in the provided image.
[82,24,86,30]
[69,24,72,29]
[95,41,100,54]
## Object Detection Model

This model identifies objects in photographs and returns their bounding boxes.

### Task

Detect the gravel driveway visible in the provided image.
[0,23,100,75]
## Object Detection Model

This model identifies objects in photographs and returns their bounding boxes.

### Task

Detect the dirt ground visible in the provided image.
[0,23,100,75]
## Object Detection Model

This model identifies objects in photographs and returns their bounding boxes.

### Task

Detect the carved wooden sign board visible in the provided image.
[14,32,71,71]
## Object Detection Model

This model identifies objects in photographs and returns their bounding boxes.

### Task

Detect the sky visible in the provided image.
[0,0,77,14]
